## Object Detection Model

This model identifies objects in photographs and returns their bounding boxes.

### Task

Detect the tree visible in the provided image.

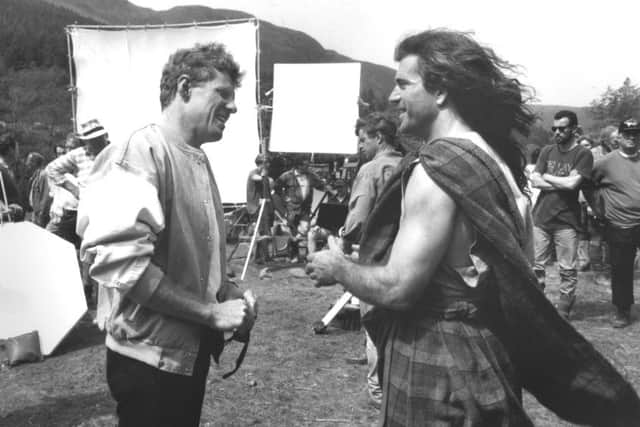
[590,78,640,126]
[0,67,70,127]
[527,122,552,147]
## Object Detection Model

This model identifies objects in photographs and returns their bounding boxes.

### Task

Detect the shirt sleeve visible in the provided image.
[343,168,376,242]
[77,134,166,303]
[533,146,549,174]
[591,158,605,185]
[573,148,594,178]
[46,150,79,185]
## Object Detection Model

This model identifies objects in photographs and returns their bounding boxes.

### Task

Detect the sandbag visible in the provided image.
[7,330,43,366]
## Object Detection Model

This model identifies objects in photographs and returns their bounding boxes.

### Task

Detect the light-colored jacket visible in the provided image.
[78,124,227,376]
[343,149,403,242]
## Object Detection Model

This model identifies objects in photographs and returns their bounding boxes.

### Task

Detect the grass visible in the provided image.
[1,247,639,426]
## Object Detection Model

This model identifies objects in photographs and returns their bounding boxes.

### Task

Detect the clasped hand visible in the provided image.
[305,235,345,287]
[211,290,258,333]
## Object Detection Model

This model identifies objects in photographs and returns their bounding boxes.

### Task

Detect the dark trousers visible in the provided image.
[606,224,640,310]
[46,208,81,248]
[106,339,212,427]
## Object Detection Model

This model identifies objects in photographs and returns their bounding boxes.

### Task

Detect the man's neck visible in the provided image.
[374,145,396,158]
[619,149,639,159]
[160,107,197,148]
[557,138,577,153]
[427,108,473,141]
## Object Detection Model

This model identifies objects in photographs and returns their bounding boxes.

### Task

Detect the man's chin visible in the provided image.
[398,122,422,137]
[398,121,412,134]
[206,128,223,143]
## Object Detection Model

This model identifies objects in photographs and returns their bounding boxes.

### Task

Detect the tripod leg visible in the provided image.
[241,198,266,281]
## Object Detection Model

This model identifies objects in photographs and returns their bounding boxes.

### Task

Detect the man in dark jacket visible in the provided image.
[24,152,50,227]
[0,129,25,222]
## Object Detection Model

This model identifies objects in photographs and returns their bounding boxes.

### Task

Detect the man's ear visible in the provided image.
[435,89,448,107]
[177,75,191,102]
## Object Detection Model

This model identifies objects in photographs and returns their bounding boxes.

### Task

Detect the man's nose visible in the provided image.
[388,87,400,105]
[227,99,237,114]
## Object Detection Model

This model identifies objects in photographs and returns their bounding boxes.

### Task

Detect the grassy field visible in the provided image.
[1,246,639,426]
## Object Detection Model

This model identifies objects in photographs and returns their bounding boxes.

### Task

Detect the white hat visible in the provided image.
[77,119,107,140]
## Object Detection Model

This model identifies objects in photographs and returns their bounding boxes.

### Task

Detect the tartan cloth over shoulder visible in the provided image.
[360,137,640,426]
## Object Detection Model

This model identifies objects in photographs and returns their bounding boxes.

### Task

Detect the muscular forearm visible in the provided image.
[542,173,582,190]
[529,173,554,190]
[332,257,408,310]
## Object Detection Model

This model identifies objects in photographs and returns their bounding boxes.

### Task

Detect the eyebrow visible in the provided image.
[395,76,419,85]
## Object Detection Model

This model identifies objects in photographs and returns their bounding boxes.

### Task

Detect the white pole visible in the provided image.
[241,198,266,280]
[0,170,11,223]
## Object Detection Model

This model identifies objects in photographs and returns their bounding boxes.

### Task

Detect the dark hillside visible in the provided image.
[531,104,595,132]
[0,0,98,70]
[42,0,396,101]
[2,0,590,158]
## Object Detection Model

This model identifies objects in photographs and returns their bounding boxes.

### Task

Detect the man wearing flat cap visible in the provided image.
[588,117,640,328]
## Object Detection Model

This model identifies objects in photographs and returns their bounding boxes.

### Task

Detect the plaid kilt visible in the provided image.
[381,315,533,427]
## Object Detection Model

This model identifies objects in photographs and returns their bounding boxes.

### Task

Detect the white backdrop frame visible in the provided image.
[66,20,262,204]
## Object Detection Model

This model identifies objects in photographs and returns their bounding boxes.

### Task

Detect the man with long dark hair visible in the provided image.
[306,29,639,425]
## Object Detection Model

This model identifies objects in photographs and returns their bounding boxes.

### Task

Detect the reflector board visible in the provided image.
[0,222,87,355]
[269,63,360,154]
[69,22,259,203]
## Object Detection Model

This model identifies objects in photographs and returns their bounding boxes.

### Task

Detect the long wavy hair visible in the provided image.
[394,29,535,193]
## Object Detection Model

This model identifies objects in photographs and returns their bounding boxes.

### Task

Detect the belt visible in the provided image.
[424,300,482,321]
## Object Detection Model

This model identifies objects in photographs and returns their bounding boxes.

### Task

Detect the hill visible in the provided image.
[0,0,99,70]
[531,104,596,133]
[0,0,397,157]
[2,0,599,158]
[40,0,395,103]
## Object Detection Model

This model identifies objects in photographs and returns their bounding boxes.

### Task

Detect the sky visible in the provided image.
[130,0,640,107]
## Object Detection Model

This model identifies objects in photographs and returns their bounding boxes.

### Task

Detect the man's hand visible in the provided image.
[305,235,345,287]
[209,299,253,332]
[237,290,258,335]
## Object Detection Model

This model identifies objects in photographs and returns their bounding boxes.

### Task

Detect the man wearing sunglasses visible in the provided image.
[588,118,640,328]
[529,110,594,319]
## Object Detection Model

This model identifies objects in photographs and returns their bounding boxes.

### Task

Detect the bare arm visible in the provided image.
[529,171,554,190]
[46,151,78,185]
[542,170,584,190]
[307,165,456,310]
[583,165,605,218]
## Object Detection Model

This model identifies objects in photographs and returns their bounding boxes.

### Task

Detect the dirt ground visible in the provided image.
[1,245,639,427]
